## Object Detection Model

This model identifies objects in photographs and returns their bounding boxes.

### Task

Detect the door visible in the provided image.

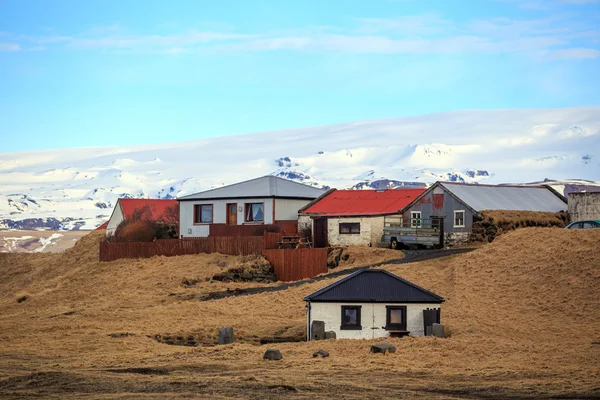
[313,218,328,248]
[226,203,237,225]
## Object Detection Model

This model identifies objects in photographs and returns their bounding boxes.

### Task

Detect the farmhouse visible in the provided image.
[178,176,325,238]
[298,188,425,247]
[398,182,568,243]
[305,269,444,340]
[105,198,178,237]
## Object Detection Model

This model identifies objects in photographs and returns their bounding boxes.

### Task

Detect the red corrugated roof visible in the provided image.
[119,199,178,221]
[301,189,426,217]
[95,221,109,230]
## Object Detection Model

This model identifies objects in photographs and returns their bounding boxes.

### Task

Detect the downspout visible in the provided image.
[306,301,311,341]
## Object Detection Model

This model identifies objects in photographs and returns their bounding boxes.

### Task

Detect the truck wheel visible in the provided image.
[390,238,399,250]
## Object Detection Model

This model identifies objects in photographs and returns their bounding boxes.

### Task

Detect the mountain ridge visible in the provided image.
[1,107,599,230]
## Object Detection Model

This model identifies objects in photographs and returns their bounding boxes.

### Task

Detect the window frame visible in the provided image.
[340,305,362,330]
[385,305,407,331]
[193,204,213,224]
[339,222,360,235]
[410,211,422,228]
[453,210,465,228]
[244,202,265,224]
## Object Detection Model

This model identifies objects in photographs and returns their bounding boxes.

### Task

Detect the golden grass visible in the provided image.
[471,210,568,242]
[0,228,599,398]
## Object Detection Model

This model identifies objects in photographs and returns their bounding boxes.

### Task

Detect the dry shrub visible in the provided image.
[470,210,568,243]
[212,254,276,282]
[112,220,157,242]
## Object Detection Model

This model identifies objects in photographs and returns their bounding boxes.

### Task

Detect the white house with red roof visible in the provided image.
[299,188,426,247]
[106,198,179,237]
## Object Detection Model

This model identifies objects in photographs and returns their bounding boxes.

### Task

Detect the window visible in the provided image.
[385,306,407,330]
[245,203,264,222]
[339,222,360,234]
[340,306,362,330]
[194,204,213,224]
[410,211,422,228]
[454,210,465,227]
[583,221,600,228]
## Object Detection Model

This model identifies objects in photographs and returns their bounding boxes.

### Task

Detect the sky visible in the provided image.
[0,0,599,152]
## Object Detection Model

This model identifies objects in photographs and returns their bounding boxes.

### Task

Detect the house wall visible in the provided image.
[298,214,313,234]
[308,301,439,339]
[106,203,125,237]
[568,192,600,221]
[403,185,474,235]
[275,198,312,222]
[326,216,385,247]
[179,198,274,237]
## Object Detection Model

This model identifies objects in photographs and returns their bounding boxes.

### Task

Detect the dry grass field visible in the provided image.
[0,228,599,399]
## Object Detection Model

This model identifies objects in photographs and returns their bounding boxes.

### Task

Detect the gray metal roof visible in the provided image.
[304,269,444,303]
[178,175,326,200]
[441,182,567,212]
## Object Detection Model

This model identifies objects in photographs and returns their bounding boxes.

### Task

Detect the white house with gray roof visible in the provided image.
[399,181,568,243]
[178,176,326,237]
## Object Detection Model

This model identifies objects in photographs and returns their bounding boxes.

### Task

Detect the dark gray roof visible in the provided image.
[178,175,325,200]
[304,269,444,303]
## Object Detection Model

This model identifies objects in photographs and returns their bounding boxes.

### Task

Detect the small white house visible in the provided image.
[178,176,325,238]
[298,188,426,248]
[305,269,444,339]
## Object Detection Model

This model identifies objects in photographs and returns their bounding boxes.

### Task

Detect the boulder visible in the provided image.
[311,320,325,341]
[218,327,234,345]
[432,323,445,338]
[324,331,337,340]
[312,349,329,358]
[263,349,283,360]
[370,343,396,355]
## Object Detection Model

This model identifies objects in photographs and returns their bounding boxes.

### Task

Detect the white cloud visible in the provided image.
[0,42,20,51]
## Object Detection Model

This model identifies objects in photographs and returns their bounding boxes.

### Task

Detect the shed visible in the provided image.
[106,198,179,237]
[298,188,425,247]
[399,182,567,243]
[305,269,444,340]
[178,176,325,238]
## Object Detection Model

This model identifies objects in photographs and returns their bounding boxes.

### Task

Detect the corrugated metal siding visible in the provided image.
[442,183,567,212]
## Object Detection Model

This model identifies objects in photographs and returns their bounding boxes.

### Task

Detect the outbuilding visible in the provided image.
[105,198,179,237]
[305,269,444,340]
[178,176,325,238]
[298,188,425,247]
[399,181,567,244]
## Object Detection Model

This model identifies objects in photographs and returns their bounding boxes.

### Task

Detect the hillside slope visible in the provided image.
[0,228,598,398]
[1,106,599,229]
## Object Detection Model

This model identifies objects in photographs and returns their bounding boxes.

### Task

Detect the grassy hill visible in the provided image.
[0,228,598,399]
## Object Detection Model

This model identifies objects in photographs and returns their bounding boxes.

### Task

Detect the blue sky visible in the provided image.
[1,0,599,152]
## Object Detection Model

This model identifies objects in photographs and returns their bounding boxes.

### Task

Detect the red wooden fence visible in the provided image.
[99,236,264,261]
[262,248,328,282]
[100,230,327,282]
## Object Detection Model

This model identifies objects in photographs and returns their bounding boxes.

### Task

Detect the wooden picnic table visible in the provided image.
[278,236,312,249]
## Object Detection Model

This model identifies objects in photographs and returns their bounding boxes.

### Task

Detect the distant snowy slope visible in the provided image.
[1,107,599,229]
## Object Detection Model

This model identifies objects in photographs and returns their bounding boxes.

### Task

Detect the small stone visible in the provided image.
[312,350,329,358]
[432,323,445,338]
[324,331,336,340]
[370,343,396,355]
[311,320,325,341]
[263,349,283,360]
[218,327,234,345]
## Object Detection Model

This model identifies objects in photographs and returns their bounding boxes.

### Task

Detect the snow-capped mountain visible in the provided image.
[1,107,599,230]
